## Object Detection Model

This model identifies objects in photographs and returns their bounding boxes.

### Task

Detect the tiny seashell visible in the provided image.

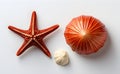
[64,15,107,55]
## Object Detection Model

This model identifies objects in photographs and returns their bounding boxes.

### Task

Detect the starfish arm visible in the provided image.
[29,11,38,35]
[35,24,59,37]
[8,25,31,38]
[16,39,32,56]
[34,39,51,57]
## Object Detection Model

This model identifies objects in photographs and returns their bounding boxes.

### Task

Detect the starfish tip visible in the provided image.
[16,51,21,56]
[8,25,11,29]
[57,24,60,27]
[54,24,60,29]
[32,11,36,14]
[8,26,15,31]
[48,54,51,58]
[16,54,20,56]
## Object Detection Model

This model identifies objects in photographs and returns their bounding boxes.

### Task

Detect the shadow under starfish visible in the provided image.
[8,11,59,58]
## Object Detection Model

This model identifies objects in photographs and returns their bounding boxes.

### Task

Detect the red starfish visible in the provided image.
[8,11,59,57]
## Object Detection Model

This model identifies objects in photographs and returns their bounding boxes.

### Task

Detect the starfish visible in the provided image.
[8,11,59,57]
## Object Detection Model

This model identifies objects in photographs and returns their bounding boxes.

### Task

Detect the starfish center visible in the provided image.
[31,35,35,38]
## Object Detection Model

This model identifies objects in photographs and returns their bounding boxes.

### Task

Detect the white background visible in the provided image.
[0,0,120,74]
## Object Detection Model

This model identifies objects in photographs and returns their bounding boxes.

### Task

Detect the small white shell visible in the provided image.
[54,50,69,66]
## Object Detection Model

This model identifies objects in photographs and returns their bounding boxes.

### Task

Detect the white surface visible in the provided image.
[0,0,120,74]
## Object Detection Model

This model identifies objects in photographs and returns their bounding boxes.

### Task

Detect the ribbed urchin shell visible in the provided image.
[64,15,107,55]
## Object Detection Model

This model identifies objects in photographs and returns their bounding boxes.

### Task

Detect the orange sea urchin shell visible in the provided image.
[64,15,107,55]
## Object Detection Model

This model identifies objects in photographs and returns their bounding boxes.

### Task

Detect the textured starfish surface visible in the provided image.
[8,11,59,57]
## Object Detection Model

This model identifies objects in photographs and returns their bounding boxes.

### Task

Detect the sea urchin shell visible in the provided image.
[64,15,107,55]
